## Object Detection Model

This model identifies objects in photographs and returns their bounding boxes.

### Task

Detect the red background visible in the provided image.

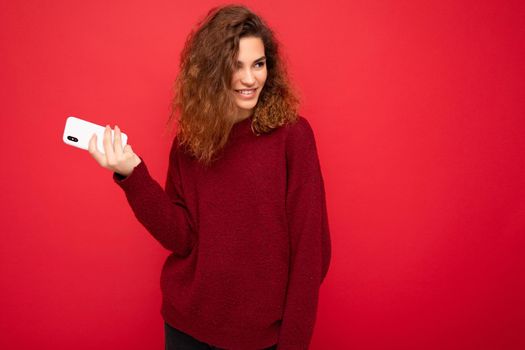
[1,0,524,349]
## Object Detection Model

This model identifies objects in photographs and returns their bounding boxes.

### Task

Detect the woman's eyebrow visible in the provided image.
[237,56,266,64]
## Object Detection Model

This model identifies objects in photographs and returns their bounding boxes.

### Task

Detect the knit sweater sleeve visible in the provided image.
[277,117,332,350]
[112,138,196,257]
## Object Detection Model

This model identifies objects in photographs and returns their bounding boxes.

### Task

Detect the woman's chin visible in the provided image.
[235,101,257,111]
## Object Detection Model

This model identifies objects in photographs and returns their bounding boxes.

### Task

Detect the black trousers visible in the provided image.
[164,322,278,350]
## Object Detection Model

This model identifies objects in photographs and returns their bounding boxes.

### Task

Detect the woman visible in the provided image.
[88,4,331,350]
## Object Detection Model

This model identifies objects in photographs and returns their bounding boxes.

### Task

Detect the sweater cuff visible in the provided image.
[112,156,148,191]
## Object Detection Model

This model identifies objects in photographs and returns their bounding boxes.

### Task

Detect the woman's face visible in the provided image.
[231,36,267,121]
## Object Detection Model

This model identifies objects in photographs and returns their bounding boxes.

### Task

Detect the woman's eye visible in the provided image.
[234,61,265,70]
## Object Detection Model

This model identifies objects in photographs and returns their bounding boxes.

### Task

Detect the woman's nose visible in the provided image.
[240,69,256,85]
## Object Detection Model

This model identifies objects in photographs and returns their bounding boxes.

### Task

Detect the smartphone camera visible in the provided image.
[67,136,78,143]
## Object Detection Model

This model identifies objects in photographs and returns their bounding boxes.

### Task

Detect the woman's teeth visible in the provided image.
[236,89,255,95]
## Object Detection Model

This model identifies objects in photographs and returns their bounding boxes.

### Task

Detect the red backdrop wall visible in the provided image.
[1,0,524,349]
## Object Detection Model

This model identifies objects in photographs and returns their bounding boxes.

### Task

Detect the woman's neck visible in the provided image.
[233,112,253,124]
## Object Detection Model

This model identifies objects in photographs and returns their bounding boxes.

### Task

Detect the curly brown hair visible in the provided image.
[164,4,301,167]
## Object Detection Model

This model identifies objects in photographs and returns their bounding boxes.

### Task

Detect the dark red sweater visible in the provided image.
[113,115,331,349]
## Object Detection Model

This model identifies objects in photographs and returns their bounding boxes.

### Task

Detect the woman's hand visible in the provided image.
[88,124,142,178]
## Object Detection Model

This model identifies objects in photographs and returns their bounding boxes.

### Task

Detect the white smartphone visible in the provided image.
[63,116,128,155]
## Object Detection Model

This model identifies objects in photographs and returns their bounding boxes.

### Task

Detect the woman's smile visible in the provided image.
[234,88,258,99]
